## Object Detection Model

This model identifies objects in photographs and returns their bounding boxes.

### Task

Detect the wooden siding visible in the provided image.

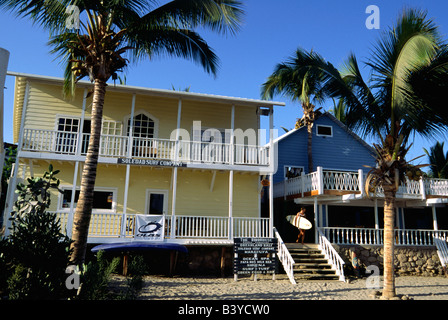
[273,114,376,184]
[21,81,260,142]
[21,160,260,219]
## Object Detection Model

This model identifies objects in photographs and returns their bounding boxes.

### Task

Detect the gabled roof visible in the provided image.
[273,111,375,154]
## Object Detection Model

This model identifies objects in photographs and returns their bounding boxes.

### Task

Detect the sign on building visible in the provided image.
[233,237,277,280]
[134,214,165,241]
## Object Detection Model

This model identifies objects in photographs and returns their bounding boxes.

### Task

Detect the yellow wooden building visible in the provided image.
[3,72,284,246]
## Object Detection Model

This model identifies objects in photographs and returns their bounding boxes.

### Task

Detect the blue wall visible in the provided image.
[273,114,376,184]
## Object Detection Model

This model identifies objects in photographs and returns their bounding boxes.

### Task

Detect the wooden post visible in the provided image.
[123,253,129,276]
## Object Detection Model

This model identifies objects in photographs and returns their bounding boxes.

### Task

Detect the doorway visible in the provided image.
[145,189,168,215]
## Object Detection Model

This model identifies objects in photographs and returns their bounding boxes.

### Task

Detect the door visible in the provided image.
[146,189,168,215]
[56,117,80,153]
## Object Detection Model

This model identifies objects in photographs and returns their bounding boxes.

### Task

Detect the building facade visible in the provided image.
[3,72,284,248]
[273,113,448,246]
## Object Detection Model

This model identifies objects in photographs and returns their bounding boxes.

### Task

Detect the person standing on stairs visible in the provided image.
[296,208,306,244]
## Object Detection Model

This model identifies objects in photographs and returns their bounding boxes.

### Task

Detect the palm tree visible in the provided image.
[260,8,448,299]
[1,0,244,266]
[424,142,448,178]
[329,98,347,124]
[261,48,335,173]
[330,9,448,299]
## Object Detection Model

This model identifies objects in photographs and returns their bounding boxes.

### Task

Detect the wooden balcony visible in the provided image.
[274,167,448,200]
[20,129,270,168]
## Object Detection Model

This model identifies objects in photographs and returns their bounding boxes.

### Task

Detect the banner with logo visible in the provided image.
[134,214,165,241]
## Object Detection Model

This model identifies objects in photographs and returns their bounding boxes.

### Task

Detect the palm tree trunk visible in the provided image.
[70,79,106,266]
[307,128,313,173]
[382,187,396,299]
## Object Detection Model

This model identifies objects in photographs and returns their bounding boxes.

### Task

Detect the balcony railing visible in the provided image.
[52,211,271,243]
[274,166,448,199]
[319,227,448,247]
[21,129,270,166]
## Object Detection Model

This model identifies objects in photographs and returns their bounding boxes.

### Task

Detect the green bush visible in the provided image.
[1,165,73,300]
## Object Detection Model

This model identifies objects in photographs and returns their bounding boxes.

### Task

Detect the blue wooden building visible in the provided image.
[271,112,448,245]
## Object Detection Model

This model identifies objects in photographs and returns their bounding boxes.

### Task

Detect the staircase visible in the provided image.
[286,243,340,281]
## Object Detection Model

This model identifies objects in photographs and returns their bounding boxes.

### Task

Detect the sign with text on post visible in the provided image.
[134,214,165,241]
[233,237,278,279]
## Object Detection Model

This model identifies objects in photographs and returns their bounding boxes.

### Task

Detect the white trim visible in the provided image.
[316,124,333,137]
[145,189,169,215]
[57,185,117,213]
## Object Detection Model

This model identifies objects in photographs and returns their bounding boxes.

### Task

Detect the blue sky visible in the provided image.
[1,0,448,166]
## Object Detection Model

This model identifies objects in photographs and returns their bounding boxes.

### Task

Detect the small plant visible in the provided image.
[76,250,120,300]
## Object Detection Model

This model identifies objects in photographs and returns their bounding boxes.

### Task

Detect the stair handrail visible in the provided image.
[317,227,345,282]
[273,227,296,284]
[434,232,448,270]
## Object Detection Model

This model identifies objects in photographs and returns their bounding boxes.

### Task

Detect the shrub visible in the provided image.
[1,165,73,299]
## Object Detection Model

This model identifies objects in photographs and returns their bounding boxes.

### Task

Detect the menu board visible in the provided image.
[233,238,277,275]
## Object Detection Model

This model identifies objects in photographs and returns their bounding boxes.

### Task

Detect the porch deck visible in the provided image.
[274,167,448,200]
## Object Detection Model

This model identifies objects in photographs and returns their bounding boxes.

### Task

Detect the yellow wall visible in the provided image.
[22,81,259,141]
[16,80,262,220]
[19,160,260,218]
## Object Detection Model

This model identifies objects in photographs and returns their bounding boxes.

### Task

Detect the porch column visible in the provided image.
[121,94,136,237]
[120,164,131,237]
[76,88,88,156]
[432,205,439,231]
[66,161,79,238]
[269,174,274,237]
[229,170,234,239]
[268,106,274,237]
[374,199,379,229]
[170,167,178,239]
[4,81,30,237]
[171,98,182,239]
[314,197,319,243]
[230,104,235,165]
[68,88,88,237]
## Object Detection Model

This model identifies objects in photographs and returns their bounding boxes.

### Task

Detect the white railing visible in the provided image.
[174,215,229,239]
[53,212,270,241]
[425,179,448,197]
[274,227,296,284]
[234,217,271,238]
[323,170,360,192]
[434,233,448,268]
[274,166,448,199]
[317,228,345,282]
[320,227,448,246]
[21,129,270,166]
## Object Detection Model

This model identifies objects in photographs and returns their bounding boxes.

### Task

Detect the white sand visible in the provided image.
[128,274,448,300]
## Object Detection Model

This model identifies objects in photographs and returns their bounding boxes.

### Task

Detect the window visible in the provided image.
[316,125,333,137]
[56,117,80,153]
[58,187,116,212]
[284,166,304,180]
[127,113,155,138]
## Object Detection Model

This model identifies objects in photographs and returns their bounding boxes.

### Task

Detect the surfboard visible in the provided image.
[286,215,312,230]
[91,242,188,253]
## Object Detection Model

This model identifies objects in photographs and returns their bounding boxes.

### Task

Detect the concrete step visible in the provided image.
[285,243,339,281]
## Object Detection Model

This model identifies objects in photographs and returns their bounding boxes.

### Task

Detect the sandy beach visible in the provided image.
[118,274,448,301]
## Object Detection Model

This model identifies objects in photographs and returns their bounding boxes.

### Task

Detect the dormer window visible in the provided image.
[316,125,333,137]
